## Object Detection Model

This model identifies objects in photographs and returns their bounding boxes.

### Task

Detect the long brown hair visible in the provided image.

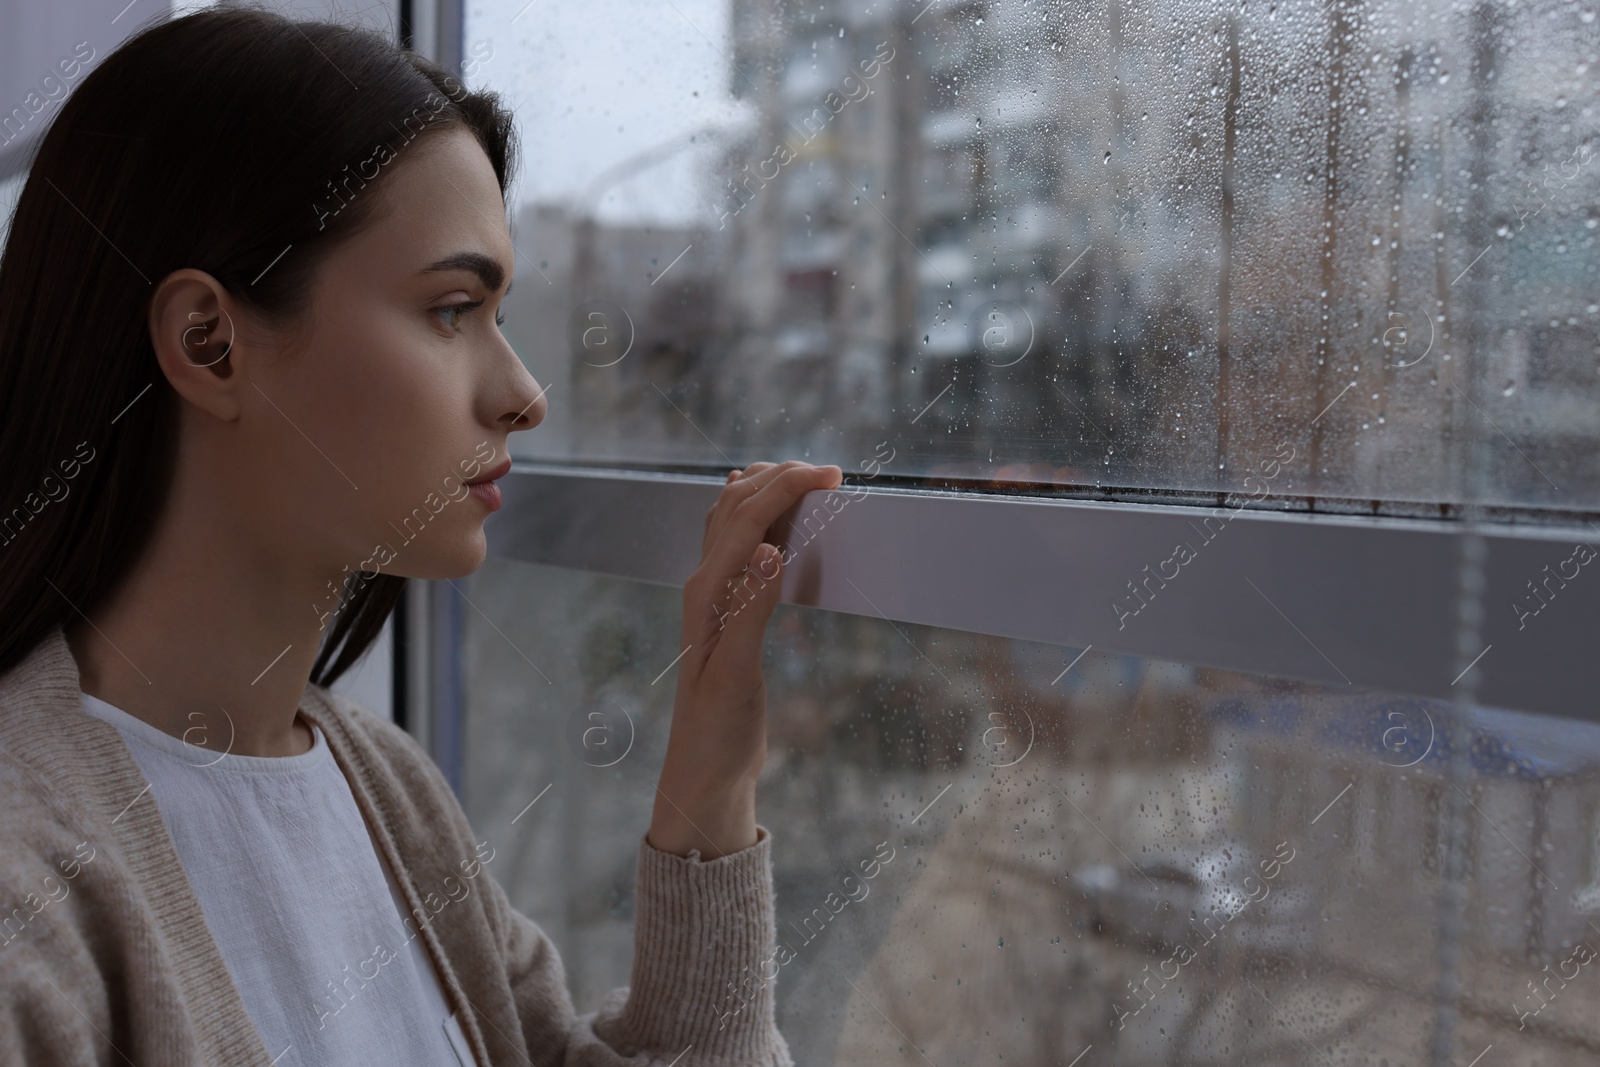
[0,7,516,686]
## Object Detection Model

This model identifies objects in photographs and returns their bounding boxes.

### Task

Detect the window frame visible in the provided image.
[482,464,1597,724]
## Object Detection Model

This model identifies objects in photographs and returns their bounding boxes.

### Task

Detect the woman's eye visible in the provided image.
[438,299,480,331]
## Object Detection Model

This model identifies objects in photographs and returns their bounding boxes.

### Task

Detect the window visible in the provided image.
[470,0,1598,511]
[441,0,1599,1062]
[454,558,1600,1062]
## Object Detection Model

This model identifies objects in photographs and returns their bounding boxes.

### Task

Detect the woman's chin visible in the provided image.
[439,539,489,580]
[390,533,489,582]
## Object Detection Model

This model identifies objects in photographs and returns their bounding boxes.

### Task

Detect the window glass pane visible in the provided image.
[459,558,1600,1063]
[467,0,1598,509]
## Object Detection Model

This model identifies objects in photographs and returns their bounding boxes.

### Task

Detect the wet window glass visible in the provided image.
[460,559,1600,1064]
[456,1,1600,1063]
[469,0,1598,510]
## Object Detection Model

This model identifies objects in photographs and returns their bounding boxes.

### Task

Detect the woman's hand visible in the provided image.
[647,461,842,859]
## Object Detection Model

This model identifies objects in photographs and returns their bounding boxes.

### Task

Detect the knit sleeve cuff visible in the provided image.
[609,825,786,1063]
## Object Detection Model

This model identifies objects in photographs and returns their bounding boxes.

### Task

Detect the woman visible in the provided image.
[0,8,837,1065]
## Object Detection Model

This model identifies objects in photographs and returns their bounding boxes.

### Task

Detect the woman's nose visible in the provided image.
[509,376,547,431]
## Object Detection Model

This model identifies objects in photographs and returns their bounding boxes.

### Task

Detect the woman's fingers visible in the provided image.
[700,461,795,555]
[696,463,841,593]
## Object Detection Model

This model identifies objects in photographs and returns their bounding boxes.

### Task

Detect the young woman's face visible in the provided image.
[219,126,544,586]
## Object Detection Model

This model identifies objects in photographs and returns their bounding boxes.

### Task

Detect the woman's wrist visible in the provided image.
[647,773,758,859]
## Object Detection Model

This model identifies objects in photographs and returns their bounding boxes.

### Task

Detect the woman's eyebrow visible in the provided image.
[420,251,509,292]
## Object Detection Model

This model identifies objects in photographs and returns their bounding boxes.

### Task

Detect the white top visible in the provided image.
[80,693,479,1067]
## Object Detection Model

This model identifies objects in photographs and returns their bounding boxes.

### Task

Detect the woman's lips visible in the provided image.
[466,457,512,485]
[467,480,501,511]
[465,456,511,511]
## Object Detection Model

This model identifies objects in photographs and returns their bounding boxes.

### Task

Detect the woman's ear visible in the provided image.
[148,268,248,420]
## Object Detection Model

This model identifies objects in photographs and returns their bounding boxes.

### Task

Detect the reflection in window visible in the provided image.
[458,559,1600,1065]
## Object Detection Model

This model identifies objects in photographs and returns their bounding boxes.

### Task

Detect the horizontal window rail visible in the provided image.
[489,463,1599,724]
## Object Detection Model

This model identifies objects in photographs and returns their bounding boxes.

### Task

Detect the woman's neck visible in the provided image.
[63,491,342,758]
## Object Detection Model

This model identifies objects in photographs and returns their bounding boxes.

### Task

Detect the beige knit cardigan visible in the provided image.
[0,624,791,1066]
